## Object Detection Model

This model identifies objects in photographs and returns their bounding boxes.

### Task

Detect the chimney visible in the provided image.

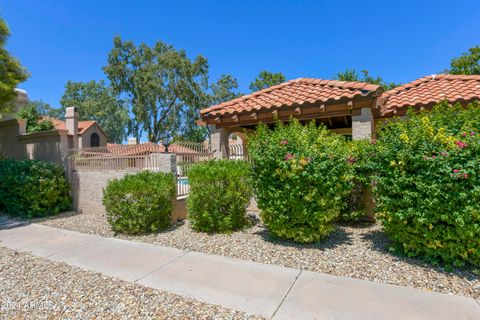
[66,107,79,149]
[127,137,138,145]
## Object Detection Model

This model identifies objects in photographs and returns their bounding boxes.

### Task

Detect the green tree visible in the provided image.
[249,71,286,92]
[28,100,62,118]
[449,45,480,75]
[17,103,54,133]
[175,74,242,143]
[60,80,130,143]
[335,69,399,90]
[104,36,209,143]
[211,74,241,105]
[0,18,29,113]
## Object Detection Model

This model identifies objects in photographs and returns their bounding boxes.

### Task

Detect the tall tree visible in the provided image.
[249,71,286,92]
[104,36,209,143]
[0,18,28,114]
[210,74,241,105]
[336,69,399,90]
[28,99,62,119]
[17,102,54,133]
[175,74,242,142]
[60,80,130,143]
[449,45,480,75]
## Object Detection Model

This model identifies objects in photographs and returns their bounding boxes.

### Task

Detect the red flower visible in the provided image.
[280,140,289,145]
[284,153,294,161]
[431,155,436,159]
[463,173,469,179]
[471,131,475,136]
[347,155,357,164]
[455,141,467,148]
[462,132,467,137]
[453,169,459,173]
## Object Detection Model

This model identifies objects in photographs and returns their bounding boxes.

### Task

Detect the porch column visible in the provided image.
[210,126,229,159]
[352,108,374,140]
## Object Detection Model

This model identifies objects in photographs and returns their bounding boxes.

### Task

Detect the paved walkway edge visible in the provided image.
[0,221,479,320]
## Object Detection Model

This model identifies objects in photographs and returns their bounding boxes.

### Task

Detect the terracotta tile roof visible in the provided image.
[380,74,480,117]
[43,117,97,135]
[201,78,381,117]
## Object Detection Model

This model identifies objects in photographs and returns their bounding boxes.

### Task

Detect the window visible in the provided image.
[90,133,100,147]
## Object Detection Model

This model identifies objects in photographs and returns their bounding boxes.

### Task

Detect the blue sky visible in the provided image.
[1,0,480,108]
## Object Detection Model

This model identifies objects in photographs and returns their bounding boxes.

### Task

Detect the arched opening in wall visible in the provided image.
[90,133,100,147]
[227,131,249,160]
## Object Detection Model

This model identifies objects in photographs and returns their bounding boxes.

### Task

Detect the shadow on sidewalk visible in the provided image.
[0,214,30,230]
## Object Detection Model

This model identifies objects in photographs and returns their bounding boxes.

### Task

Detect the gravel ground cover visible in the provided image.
[0,246,263,320]
[36,211,480,300]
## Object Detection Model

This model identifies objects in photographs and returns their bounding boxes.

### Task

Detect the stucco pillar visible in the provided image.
[352,108,374,140]
[210,126,229,159]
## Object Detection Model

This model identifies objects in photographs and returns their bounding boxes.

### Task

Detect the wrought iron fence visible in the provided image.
[227,143,249,161]
[173,141,213,196]
[68,141,213,197]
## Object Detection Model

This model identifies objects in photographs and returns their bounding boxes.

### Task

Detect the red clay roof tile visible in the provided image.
[380,74,480,117]
[43,117,97,135]
[201,78,381,117]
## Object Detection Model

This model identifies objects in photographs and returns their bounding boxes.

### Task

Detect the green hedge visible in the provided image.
[0,159,71,218]
[103,171,176,234]
[248,120,353,243]
[372,102,480,267]
[187,160,252,233]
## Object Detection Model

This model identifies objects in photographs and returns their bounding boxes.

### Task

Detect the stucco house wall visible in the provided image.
[78,124,108,148]
[0,119,26,159]
[18,129,69,164]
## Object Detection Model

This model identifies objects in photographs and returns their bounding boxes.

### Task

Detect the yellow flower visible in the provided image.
[399,133,409,142]
[390,160,396,166]
[421,116,430,125]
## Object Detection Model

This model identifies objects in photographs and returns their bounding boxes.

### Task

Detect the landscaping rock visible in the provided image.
[36,211,479,300]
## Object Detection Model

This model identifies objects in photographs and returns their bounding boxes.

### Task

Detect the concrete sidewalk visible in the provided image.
[0,221,478,319]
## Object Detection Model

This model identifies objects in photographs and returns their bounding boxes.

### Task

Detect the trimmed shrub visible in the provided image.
[372,101,480,267]
[103,171,176,234]
[248,120,354,243]
[0,159,71,218]
[187,160,252,233]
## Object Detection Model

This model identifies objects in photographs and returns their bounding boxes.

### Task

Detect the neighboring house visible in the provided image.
[45,114,108,149]
[0,92,108,164]
[201,74,480,158]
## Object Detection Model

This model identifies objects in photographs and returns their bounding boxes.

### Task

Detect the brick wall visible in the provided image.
[69,153,177,215]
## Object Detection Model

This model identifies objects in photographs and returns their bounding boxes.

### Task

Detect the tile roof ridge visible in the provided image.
[200,77,382,116]
[201,78,303,114]
[384,75,438,95]
[385,74,480,97]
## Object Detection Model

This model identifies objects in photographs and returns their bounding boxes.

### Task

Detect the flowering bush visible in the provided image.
[187,160,252,233]
[341,139,376,221]
[372,101,480,267]
[248,120,353,243]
